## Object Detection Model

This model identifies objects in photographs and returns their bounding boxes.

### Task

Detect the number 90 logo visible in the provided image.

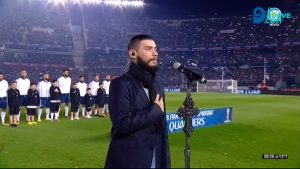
[253,7,266,24]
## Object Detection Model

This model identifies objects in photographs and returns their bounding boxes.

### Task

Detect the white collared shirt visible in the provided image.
[16,77,30,95]
[57,76,71,94]
[37,80,51,97]
[0,80,9,97]
[77,82,87,97]
[103,80,111,95]
[89,80,99,96]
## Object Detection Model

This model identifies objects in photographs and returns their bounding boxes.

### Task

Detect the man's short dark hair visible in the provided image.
[128,34,154,50]
[30,82,36,86]
[0,72,3,75]
[63,69,69,72]
[52,79,57,83]
[79,75,84,78]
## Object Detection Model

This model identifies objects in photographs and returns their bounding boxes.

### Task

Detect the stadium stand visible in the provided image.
[0,1,299,89]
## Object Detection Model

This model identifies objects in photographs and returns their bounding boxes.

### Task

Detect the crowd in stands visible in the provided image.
[84,13,300,49]
[0,1,72,52]
[0,50,73,83]
[82,47,299,88]
[0,1,299,89]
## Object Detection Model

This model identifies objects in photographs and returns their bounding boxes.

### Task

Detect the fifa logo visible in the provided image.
[253,7,292,26]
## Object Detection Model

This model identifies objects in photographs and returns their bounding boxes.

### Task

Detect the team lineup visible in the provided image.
[0,69,111,127]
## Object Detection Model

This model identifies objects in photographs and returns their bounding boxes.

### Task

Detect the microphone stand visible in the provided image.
[177,78,199,168]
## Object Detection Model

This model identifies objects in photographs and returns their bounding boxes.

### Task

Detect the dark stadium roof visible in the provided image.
[145,0,299,19]
[0,0,298,19]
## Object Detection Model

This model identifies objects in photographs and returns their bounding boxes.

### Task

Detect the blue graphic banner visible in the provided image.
[166,107,233,133]
[164,87,181,93]
[238,89,261,95]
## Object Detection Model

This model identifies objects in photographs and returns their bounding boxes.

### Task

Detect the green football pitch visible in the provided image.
[0,93,299,168]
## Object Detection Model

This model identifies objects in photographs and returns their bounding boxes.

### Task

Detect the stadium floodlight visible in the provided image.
[103,0,117,6]
[122,0,130,6]
[87,0,102,5]
[72,0,81,4]
[102,0,143,7]
[48,0,68,5]
[47,0,144,7]
[131,0,143,7]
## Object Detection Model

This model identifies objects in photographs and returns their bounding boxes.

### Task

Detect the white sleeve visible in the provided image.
[6,81,9,91]
[16,79,19,89]
[37,82,41,91]
[28,79,30,89]
[57,77,61,88]
[69,78,72,88]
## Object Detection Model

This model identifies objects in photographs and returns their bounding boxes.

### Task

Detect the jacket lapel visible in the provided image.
[132,78,150,104]
[137,82,150,104]
[125,73,150,104]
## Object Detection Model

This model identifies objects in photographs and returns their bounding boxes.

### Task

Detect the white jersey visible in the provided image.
[0,80,9,97]
[57,76,71,94]
[37,80,51,98]
[89,80,99,96]
[77,82,87,97]
[16,78,30,95]
[103,80,111,95]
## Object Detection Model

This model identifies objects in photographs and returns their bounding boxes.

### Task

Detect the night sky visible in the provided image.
[144,0,299,18]
[0,0,299,19]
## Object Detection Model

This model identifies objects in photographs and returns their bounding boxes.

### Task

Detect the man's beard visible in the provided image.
[137,57,158,73]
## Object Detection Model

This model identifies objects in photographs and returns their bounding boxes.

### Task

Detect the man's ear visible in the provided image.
[128,49,137,59]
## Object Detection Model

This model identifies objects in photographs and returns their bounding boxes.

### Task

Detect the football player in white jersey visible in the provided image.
[37,74,52,121]
[88,74,100,116]
[0,72,9,125]
[57,69,71,118]
[16,70,30,123]
[102,75,111,115]
[77,75,87,118]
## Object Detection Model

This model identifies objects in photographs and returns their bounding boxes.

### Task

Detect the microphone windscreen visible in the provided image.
[173,62,181,70]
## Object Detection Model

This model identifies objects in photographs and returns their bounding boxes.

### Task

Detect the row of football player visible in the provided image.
[0,69,111,127]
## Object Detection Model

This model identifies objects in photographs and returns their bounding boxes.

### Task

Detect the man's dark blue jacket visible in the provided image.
[105,71,171,168]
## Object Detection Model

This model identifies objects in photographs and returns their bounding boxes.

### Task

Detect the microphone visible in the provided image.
[173,62,207,84]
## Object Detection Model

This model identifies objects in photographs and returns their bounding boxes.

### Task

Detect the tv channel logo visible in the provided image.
[253,7,292,26]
